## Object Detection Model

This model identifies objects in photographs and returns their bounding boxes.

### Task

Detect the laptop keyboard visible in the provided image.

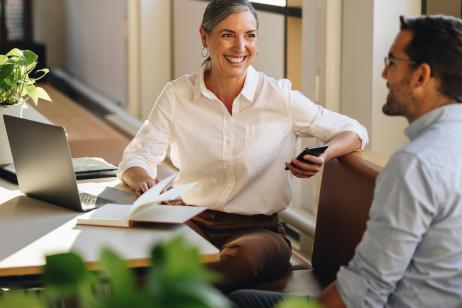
[79,192,108,210]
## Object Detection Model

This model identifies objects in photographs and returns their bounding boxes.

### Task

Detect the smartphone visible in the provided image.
[295,144,329,164]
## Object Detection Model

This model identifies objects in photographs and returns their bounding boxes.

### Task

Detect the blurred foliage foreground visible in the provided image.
[0,237,228,308]
[0,237,320,308]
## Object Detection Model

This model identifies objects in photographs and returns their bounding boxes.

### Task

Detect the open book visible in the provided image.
[77,174,206,227]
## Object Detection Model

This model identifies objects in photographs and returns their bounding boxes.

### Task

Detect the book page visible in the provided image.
[128,183,196,220]
[132,182,197,218]
[129,205,206,224]
[128,174,177,217]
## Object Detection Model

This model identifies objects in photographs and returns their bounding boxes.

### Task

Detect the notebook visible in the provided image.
[3,115,125,212]
[0,156,117,183]
[77,174,205,227]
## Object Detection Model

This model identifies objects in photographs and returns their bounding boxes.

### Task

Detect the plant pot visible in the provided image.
[0,103,25,165]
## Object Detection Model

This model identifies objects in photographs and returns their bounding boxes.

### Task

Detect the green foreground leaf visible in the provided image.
[277,296,322,308]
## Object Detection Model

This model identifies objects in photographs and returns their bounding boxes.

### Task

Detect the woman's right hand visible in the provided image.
[135,178,159,196]
[121,166,159,196]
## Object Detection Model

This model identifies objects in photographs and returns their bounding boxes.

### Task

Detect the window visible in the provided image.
[422,0,462,17]
[0,0,31,42]
[252,0,286,6]
[250,0,302,89]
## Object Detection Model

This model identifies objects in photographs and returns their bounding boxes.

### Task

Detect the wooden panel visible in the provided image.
[287,16,302,90]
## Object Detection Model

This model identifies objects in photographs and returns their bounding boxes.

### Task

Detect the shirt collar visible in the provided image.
[192,65,258,103]
[405,103,462,140]
[240,65,258,103]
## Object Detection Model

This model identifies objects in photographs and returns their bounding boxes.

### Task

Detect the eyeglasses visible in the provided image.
[384,56,416,67]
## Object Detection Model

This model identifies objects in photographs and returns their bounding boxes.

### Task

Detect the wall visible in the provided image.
[33,0,66,69]
[294,0,343,217]
[371,0,421,157]
[138,0,171,119]
[65,0,127,108]
[341,0,421,159]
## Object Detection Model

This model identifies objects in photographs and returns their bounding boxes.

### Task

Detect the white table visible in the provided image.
[0,177,219,278]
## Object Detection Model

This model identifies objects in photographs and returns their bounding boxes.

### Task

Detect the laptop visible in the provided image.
[3,115,123,212]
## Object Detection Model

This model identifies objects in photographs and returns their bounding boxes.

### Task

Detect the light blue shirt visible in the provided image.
[337,104,462,307]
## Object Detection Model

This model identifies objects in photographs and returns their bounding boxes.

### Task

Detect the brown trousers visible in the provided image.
[186,210,292,293]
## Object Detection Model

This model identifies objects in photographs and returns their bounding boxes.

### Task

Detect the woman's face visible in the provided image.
[200,10,257,79]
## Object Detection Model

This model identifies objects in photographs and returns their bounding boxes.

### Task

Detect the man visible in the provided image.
[230,15,462,307]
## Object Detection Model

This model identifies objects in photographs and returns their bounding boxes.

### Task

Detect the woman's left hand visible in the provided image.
[285,153,325,178]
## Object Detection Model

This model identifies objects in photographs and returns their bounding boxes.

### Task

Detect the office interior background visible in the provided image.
[2,0,461,254]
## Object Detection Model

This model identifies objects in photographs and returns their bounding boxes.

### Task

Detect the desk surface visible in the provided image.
[0,178,219,278]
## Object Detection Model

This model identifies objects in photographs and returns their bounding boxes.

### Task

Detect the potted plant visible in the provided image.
[0,48,51,164]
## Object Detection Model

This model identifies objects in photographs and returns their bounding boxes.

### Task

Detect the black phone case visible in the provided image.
[296,145,328,163]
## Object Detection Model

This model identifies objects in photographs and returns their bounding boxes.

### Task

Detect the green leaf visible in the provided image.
[23,50,38,68]
[0,290,45,308]
[35,87,52,102]
[6,48,22,58]
[276,296,322,308]
[103,292,153,308]
[43,252,88,287]
[33,68,49,82]
[99,248,135,297]
[0,63,14,79]
[0,55,8,65]
[145,237,227,307]
[26,85,38,105]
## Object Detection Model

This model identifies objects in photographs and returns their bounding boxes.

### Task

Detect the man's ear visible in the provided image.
[199,27,208,48]
[412,63,432,89]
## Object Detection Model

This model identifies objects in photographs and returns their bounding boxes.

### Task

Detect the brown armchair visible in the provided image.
[252,150,385,296]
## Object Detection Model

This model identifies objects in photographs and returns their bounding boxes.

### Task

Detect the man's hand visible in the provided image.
[285,153,325,178]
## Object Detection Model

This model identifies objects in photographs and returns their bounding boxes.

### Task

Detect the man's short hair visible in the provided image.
[400,15,462,103]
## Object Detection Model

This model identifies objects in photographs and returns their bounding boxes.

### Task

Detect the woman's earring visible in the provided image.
[201,47,209,58]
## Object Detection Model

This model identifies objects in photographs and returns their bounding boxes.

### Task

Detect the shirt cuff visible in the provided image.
[336,266,369,308]
[117,158,157,180]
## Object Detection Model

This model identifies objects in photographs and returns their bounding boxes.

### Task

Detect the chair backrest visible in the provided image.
[311,151,384,283]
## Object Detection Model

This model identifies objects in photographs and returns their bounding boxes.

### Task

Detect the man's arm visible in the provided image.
[326,152,435,307]
[317,282,346,308]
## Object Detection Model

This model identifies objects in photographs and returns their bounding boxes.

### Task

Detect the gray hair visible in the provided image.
[201,0,258,64]
[201,0,259,33]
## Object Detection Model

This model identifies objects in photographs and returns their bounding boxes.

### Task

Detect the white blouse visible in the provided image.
[118,65,368,215]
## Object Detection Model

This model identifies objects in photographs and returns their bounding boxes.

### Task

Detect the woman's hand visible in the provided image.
[122,166,159,196]
[135,178,160,196]
[285,153,326,178]
[285,131,362,178]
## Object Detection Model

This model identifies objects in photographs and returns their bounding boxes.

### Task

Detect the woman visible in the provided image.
[118,0,368,292]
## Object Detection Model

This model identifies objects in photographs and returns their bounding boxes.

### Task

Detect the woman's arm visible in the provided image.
[118,84,174,190]
[286,131,361,178]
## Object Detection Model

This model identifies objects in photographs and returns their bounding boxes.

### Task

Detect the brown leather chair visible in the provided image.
[251,151,384,296]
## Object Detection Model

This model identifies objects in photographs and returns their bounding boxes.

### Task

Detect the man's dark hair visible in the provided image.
[400,15,462,102]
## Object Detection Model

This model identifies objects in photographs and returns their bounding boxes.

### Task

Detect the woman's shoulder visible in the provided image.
[251,67,293,103]
[252,67,293,92]
[165,70,201,91]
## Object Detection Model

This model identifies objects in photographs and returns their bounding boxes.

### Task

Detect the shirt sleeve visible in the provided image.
[336,152,436,307]
[117,84,174,179]
[286,84,368,148]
